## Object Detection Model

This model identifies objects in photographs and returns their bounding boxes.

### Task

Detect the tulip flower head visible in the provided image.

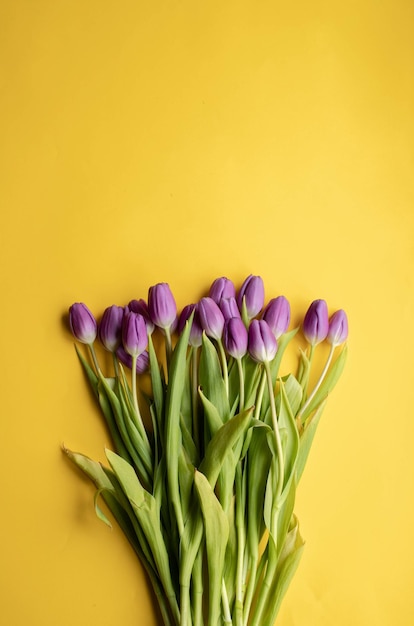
[302,299,329,346]
[262,296,291,339]
[116,346,150,373]
[223,317,248,359]
[178,303,203,348]
[69,303,97,344]
[99,305,124,352]
[237,275,265,319]
[209,276,236,304]
[128,299,155,334]
[148,283,177,331]
[327,309,348,346]
[122,311,148,357]
[248,319,278,363]
[219,297,241,321]
[198,297,225,340]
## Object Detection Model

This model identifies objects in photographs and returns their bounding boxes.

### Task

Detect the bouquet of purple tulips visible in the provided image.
[64,275,348,626]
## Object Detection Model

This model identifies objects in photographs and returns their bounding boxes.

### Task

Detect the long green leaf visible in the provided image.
[105,449,179,621]
[194,470,229,626]
[165,318,192,536]
[296,399,327,483]
[199,407,254,487]
[199,333,229,422]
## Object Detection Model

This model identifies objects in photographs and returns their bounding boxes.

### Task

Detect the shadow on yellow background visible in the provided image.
[1,1,413,625]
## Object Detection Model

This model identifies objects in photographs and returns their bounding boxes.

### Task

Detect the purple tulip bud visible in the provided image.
[327,309,348,346]
[128,299,155,334]
[237,275,265,319]
[98,305,124,352]
[69,303,97,344]
[302,299,329,346]
[198,297,225,340]
[122,311,148,357]
[116,346,149,373]
[148,283,177,331]
[219,297,241,321]
[248,319,278,363]
[262,296,291,339]
[209,276,236,304]
[178,303,203,347]
[223,317,248,359]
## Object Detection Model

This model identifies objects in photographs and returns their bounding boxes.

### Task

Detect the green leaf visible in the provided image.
[296,399,327,483]
[194,470,229,626]
[246,426,273,551]
[98,374,151,486]
[105,449,179,621]
[277,378,300,488]
[263,516,305,626]
[269,328,299,384]
[199,407,254,487]
[297,349,311,396]
[282,373,303,416]
[199,388,224,436]
[164,319,192,535]
[75,345,99,396]
[148,334,164,427]
[178,447,195,523]
[96,381,132,462]
[301,344,348,421]
[199,333,229,422]
[105,448,146,507]
[94,488,112,527]
[63,447,114,491]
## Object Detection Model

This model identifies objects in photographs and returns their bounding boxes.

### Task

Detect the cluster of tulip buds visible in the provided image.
[69,275,348,374]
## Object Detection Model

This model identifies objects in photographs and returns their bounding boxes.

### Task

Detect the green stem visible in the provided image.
[297,344,335,422]
[264,361,284,502]
[88,343,100,373]
[112,351,120,378]
[130,355,140,420]
[180,584,192,626]
[165,327,172,374]
[235,464,245,626]
[191,346,200,452]
[254,368,266,420]
[236,357,245,412]
[192,549,204,626]
[301,343,314,402]
[242,552,258,626]
[221,579,232,625]
[248,546,268,626]
[217,339,229,399]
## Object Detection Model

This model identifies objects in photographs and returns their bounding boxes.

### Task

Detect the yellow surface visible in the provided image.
[1,1,413,624]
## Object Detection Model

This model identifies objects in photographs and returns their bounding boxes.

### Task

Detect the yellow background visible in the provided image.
[1,1,413,624]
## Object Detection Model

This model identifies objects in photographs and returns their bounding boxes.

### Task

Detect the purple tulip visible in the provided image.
[128,299,155,334]
[98,305,124,352]
[262,296,291,339]
[237,275,265,319]
[122,311,148,357]
[198,297,225,340]
[148,283,177,331]
[248,319,278,363]
[302,299,329,346]
[116,346,149,373]
[178,303,203,347]
[209,276,236,304]
[69,303,97,344]
[223,317,248,359]
[327,310,348,346]
[219,297,241,321]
